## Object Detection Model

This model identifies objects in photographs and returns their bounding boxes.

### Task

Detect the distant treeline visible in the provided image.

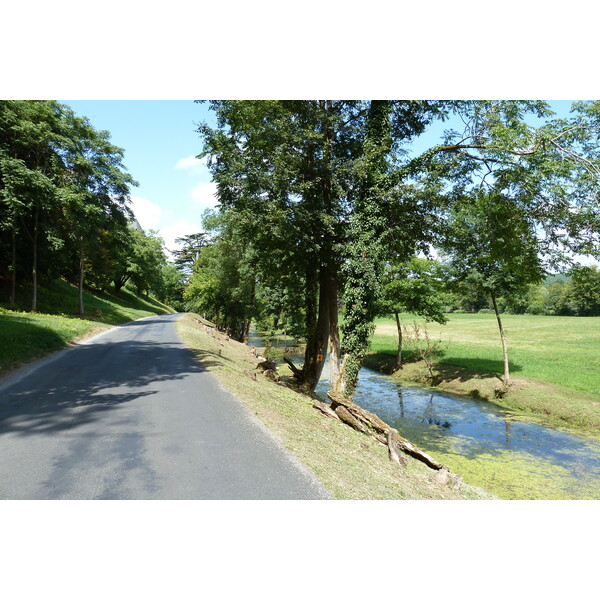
[449,265,600,316]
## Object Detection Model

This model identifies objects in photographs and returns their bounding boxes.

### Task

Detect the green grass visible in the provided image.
[367,313,600,437]
[0,310,109,375]
[3,278,173,325]
[0,279,174,376]
[371,313,600,395]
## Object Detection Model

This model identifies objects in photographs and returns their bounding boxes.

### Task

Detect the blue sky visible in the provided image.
[61,100,580,259]
[62,100,217,254]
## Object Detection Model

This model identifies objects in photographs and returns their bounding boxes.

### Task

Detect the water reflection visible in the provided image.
[505,419,512,451]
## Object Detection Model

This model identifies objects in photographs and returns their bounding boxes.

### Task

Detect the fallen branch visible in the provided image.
[334,405,367,433]
[328,391,392,435]
[327,390,447,471]
[387,429,408,466]
[284,357,305,382]
[313,400,340,421]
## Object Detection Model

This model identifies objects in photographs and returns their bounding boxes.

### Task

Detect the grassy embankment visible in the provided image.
[176,313,494,500]
[0,279,174,377]
[365,313,600,438]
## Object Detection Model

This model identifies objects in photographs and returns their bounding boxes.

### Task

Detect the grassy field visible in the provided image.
[367,313,600,435]
[176,313,494,500]
[371,313,600,394]
[0,279,174,377]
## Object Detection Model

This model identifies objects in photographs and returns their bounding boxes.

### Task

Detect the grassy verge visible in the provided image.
[367,314,600,438]
[176,313,495,500]
[0,279,174,377]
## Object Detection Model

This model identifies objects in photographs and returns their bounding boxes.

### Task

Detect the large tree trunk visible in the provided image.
[491,290,510,385]
[341,100,392,395]
[326,390,448,471]
[113,273,129,293]
[302,263,330,391]
[395,311,403,368]
[328,274,341,390]
[295,101,338,394]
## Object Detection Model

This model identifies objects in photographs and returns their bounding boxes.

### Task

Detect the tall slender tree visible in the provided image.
[377,257,448,368]
[441,191,546,385]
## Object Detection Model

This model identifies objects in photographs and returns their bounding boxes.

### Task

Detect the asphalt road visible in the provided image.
[0,313,330,500]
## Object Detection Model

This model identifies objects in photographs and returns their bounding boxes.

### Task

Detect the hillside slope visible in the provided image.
[0,279,174,377]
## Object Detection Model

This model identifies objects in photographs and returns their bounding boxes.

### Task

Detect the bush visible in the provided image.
[526,301,546,315]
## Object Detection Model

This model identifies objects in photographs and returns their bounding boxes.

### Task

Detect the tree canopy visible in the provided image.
[193,100,600,396]
[0,100,170,313]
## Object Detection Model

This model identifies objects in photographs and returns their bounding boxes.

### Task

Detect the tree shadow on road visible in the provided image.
[0,337,222,438]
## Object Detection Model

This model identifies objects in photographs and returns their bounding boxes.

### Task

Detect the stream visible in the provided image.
[250,333,600,499]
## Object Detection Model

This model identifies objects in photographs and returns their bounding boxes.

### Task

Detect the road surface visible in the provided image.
[0,313,330,500]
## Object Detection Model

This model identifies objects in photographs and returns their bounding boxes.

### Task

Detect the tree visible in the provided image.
[56,108,136,314]
[377,257,448,368]
[196,100,600,395]
[182,210,256,339]
[158,264,186,309]
[128,229,168,296]
[198,100,439,393]
[570,265,600,316]
[413,101,600,267]
[0,100,136,313]
[0,100,64,311]
[544,280,574,315]
[172,232,207,280]
[413,100,600,384]
[441,191,545,385]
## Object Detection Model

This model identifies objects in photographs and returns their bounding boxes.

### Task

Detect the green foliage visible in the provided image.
[183,212,255,340]
[127,228,168,296]
[195,99,600,395]
[378,256,449,324]
[570,265,600,316]
[158,263,186,309]
[442,191,545,298]
[340,101,394,393]
[0,100,152,312]
[543,280,575,315]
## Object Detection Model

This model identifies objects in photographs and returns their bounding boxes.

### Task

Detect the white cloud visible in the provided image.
[130,195,163,230]
[161,219,203,258]
[190,182,219,212]
[175,155,207,172]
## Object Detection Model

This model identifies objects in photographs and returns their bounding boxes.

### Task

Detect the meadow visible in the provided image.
[370,313,600,396]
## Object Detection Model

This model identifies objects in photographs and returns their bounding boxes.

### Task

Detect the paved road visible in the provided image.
[0,314,330,500]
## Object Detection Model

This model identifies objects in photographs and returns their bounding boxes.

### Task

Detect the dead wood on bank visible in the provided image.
[320,390,456,479]
[283,357,305,382]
